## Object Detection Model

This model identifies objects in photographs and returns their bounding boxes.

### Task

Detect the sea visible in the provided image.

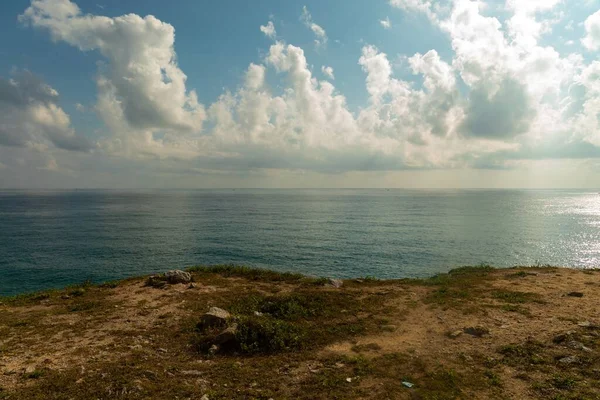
[1,189,599,296]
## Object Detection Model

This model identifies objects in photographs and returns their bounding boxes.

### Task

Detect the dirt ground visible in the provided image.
[0,266,599,399]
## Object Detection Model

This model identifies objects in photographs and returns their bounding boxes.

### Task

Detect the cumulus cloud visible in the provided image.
[20,0,205,134]
[321,65,335,79]
[0,70,91,151]
[11,0,600,180]
[301,6,328,48]
[583,10,600,51]
[260,21,276,39]
[380,17,392,29]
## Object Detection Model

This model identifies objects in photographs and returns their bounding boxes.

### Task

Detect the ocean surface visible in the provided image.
[1,189,600,296]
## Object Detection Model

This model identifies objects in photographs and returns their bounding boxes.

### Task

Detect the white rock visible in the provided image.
[165,270,192,284]
[201,307,231,328]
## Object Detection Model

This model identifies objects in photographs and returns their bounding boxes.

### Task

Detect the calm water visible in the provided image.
[1,189,600,296]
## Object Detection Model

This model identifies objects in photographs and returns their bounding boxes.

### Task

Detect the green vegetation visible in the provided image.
[492,290,544,304]
[187,264,314,283]
[194,290,388,355]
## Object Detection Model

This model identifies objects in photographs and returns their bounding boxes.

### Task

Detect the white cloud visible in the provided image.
[380,17,392,29]
[321,65,335,79]
[75,102,85,112]
[301,6,328,49]
[583,10,600,51]
[20,0,206,135]
[388,0,453,23]
[389,0,432,14]
[0,70,91,151]
[260,21,276,39]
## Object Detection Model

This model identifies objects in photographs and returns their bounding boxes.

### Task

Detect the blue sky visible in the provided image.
[1,0,600,188]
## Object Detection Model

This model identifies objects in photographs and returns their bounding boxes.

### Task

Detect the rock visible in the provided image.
[181,370,203,376]
[558,356,579,365]
[346,377,352,383]
[200,307,231,329]
[157,348,168,353]
[214,323,238,345]
[145,276,167,289]
[201,395,209,400]
[381,324,397,332]
[61,295,71,300]
[567,341,593,353]
[449,330,463,339]
[567,292,584,298]
[188,283,196,289]
[464,326,490,337]
[254,311,263,317]
[208,344,219,355]
[578,321,592,328]
[327,278,344,288]
[165,270,192,284]
[553,331,575,344]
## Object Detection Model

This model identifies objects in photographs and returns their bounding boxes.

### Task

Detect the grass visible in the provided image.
[232,316,306,354]
[187,265,321,283]
[492,290,544,304]
[500,304,532,316]
[498,341,548,366]
[414,265,498,309]
[194,289,389,355]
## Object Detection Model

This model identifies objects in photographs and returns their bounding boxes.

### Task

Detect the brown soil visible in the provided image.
[0,266,599,399]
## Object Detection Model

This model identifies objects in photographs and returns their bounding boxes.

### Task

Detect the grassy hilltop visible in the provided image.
[0,265,599,399]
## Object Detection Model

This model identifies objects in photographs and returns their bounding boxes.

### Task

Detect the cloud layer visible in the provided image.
[2,0,600,185]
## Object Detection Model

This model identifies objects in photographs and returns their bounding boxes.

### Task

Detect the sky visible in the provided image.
[0,0,600,188]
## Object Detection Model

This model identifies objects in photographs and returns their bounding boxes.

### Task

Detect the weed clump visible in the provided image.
[194,290,385,356]
[492,290,544,304]
[235,316,306,354]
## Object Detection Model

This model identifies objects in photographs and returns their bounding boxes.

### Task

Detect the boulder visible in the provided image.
[558,356,579,365]
[208,344,219,355]
[165,270,192,284]
[567,340,592,353]
[327,279,344,288]
[449,330,463,339]
[145,275,167,289]
[214,323,238,345]
[200,307,231,329]
[464,326,490,337]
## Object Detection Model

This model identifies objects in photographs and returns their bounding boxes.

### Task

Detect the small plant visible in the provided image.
[351,343,382,353]
[498,341,547,366]
[551,374,577,390]
[187,265,307,282]
[69,301,99,312]
[484,370,502,387]
[99,281,119,289]
[492,290,543,304]
[68,288,86,297]
[23,370,44,380]
[362,276,379,282]
[500,304,532,316]
[234,316,306,354]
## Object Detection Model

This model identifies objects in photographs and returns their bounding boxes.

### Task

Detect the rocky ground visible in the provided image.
[0,265,599,399]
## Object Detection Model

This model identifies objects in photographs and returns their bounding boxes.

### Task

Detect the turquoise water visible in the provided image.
[1,189,600,296]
